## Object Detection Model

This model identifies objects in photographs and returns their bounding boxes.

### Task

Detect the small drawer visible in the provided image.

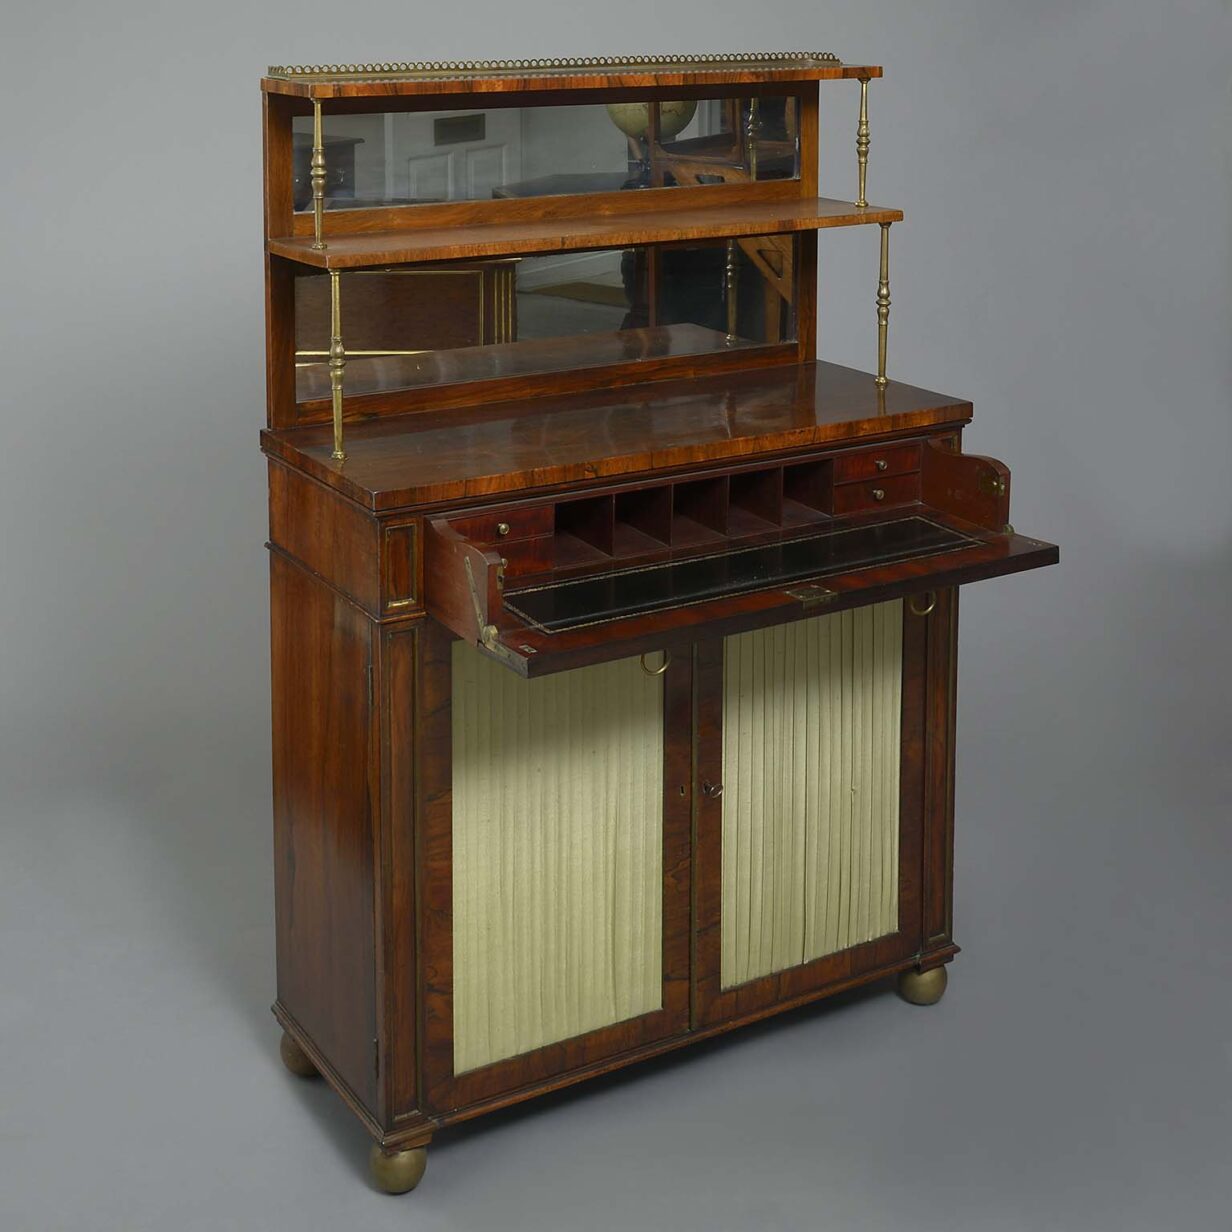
[450,504,553,545]
[832,472,921,515]
[496,535,555,580]
[832,443,921,484]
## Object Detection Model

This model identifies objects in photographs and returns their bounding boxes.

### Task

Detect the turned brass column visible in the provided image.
[310,99,327,250]
[855,78,870,208]
[328,269,346,460]
[875,222,891,387]
[745,97,761,180]
[725,240,740,339]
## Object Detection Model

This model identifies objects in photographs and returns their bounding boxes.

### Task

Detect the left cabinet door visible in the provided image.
[417,624,693,1114]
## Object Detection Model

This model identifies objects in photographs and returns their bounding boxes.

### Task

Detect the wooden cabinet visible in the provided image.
[260,53,1057,1193]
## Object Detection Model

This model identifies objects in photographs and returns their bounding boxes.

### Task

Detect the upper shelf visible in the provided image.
[262,52,881,98]
[268,197,903,269]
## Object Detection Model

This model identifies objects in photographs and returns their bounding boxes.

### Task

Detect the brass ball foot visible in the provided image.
[279,1030,319,1078]
[369,1144,428,1195]
[897,965,948,1006]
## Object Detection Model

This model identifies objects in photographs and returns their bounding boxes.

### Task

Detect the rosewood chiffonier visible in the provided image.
[259,52,1058,1193]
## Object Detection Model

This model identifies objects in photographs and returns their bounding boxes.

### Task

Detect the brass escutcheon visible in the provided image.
[908,591,937,617]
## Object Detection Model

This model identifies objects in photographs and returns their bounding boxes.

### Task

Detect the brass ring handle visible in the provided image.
[908,591,937,617]
[640,650,671,677]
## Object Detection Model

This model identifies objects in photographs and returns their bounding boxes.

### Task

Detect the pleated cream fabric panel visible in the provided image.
[451,644,665,1074]
[721,601,903,989]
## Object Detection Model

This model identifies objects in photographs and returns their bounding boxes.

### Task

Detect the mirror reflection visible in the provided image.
[294,234,799,403]
[292,96,799,210]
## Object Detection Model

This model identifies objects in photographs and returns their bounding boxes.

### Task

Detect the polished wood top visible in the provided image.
[262,361,973,513]
[262,54,880,99]
[269,197,902,269]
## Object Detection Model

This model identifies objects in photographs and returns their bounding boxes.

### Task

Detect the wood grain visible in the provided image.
[268,198,903,269]
[261,361,973,512]
[270,552,377,1115]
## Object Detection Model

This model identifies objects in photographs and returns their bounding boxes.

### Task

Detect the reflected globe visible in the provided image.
[605,100,698,140]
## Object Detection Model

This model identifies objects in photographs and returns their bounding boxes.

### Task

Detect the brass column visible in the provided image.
[310,99,327,250]
[855,78,870,208]
[875,222,891,387]
[745,97,761,180]
[725,240,740,340]
[328,269,346,460]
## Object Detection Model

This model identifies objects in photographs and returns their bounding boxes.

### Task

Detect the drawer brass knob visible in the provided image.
[873,458,888,471]
[702,781,724,799]
[496,521,511,537]
[871,487,886,501]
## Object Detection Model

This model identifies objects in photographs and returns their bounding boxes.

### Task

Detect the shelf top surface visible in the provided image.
[269,197,903,269]
[262,53,881,97]
[261,361,972,512]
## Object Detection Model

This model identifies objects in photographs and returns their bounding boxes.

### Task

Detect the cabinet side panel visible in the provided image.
[450,645,665,1074]
[720,601,902,988]
[271,552,377,1112]
[268,460,381,613]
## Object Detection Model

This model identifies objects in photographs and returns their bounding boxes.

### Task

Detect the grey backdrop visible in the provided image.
[2,3,1229,1229]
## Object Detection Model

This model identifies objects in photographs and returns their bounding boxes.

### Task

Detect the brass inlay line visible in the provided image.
[268,52,841,79]
[328,269,346,460]
[310,99,327,250]
[297,349,430,358]
[875,222,891,387]
[855,77,870,208]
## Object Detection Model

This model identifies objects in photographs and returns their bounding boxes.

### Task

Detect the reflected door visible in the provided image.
[389,109,523,203]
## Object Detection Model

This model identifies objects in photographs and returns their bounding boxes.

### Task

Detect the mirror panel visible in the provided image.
[293,234,799,403]
[291,96,800,211]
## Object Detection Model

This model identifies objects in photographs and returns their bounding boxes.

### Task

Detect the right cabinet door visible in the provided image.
[693,594,952,1026]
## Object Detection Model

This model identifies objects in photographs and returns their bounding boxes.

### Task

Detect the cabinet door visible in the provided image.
[693,596,949,1026]
[417,624,692,1113]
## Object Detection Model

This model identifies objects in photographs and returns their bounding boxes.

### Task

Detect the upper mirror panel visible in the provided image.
[291,95,799,211]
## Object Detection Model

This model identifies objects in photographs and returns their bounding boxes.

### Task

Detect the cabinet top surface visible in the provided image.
[262,52,881,97]
[261,361,972,513]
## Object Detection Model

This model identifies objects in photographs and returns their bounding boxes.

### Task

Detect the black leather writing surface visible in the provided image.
[505,516,975,633]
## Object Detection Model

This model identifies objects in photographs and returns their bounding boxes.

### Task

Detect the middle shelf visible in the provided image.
[268,196,903,269]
